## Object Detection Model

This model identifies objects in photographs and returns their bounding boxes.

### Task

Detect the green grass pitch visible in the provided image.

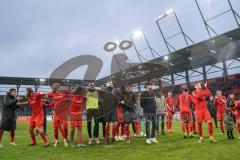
[0,120,239,160]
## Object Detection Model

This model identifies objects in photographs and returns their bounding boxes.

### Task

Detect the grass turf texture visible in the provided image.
[0,121,239,160]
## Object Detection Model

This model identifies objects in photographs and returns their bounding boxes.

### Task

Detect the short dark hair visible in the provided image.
[74,87,84,95]
[7,88,16,95]
[183,88,188,92]
[26,87,33,93]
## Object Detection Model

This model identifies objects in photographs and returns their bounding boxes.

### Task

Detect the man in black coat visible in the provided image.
[98,82,118,144]
[207,95,218,128]
[118,86,137,143]
[0,88,23,147]
[140,82,158,144]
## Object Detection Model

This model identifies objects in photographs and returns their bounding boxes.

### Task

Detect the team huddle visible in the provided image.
[0,81,240,148]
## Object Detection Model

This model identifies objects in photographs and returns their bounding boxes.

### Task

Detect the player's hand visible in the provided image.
[17,96,23,101]
[204,82,208,88]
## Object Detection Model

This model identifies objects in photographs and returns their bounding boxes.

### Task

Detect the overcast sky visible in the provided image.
[0,0,239,80]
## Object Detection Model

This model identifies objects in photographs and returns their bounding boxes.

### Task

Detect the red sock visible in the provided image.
[134,120,139,135]
[186,123,189,133]
[60,128,68,140]
[39,131,48,144]
[0,129,4,143]
[29,128,36,144]
[65,128,68,139]
[112,123,117,139]
[181,123,186,133]
[166,121,170,130]
[189,123,193,133]
[121,123,125,136]
[237,124,240,134]
[10,130,15,142]
[54,127,58,141]
[220,121,224,133]
[197,123,202,137]
[105,123,110,140]
[208,122,213,136]
[78,128,83,144]
[116,124,119,136]
[169,120,172,130]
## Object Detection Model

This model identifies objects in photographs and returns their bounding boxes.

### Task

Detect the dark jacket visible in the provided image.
[0,95,19,131]
[119,91,136,112]
[207,101,217,116]
[140,91,156,114]
[224,112,234,131]
[98,90,118,113]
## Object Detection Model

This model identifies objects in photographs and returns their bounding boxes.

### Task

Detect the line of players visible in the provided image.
[1,81,240,148]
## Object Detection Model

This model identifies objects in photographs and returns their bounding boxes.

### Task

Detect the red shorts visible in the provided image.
[195,109,212,123]
[180,112,192,123]
[217,111,224,121]
[117,106,124,123]
[30,113,44,129]
[166,112,174,120]
[70,121,82,128]
[54,116,68,129]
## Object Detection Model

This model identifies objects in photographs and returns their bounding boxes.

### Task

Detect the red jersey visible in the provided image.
[48,91,68,120]
[69,95,85,121]
[69,95,85,113]
[47,91,67,109]
[166,96,174,112]
[177,93,194,113]
[28,92,44,116]
[214,96,226,113]
[193,88,211,111]
[235,101,240,114]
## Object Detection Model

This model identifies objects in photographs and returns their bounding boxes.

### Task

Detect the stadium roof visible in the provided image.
[0,77,95,87]
[151,27,240,75]
[0,28,239,87]
[98,27,240,85]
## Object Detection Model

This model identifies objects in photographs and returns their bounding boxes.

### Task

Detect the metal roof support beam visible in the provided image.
[195,0,212,38]
[137,83,141,92]
[228,0,240,27]
[190,69,203,75]
[174,72,186,79]
[235,58,240,62]
[16,84,21,96]
[222,60,228,80]
[158,79,162,89]
[226,59,236,69]
[34,85,40,92]
[130,37,143,63]
[203,66,207,82]
[185,70,190,86]
[207,64,223,73]
[156,20,171,53]
[212,64,223,70]
[171,73,175,86]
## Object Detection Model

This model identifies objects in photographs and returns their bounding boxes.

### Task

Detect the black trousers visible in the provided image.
[211,114,218,128]
[86,109,100,139]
